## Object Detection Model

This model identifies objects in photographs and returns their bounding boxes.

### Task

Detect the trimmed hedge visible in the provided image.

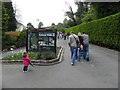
[66,12,120,51]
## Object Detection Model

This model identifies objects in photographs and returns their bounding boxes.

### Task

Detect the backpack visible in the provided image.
[72,34,79,47]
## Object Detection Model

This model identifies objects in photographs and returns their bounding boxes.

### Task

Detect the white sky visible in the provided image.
[11,0,77,27]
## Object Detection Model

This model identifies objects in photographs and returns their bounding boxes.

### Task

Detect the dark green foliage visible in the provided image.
[63,19,76,28]
[28,52,38,60]
[38,22,43,29]
[35,47,60,60]
[2,34,17,50]
[3,2,17,31]
[37,52,56,60]
[3,52,38,60]
[2,34,11,50]
[49,22,65,32]
[2,1,17,50]
[66,12,120,51]
[65,1,78,26]
[3,53,23,60]
[27,22,34,30]
[2,30,26,50]
[56,23,65,32]
[0,1,2,49]
[67,20,75,27]
[3,52,56,60]
[2,4,9,32]
[3,47,61,60]
[65,1,88,27]
[75,1,88,24]
[15,30,26,48]
[82,2,120,23]
[2,4,9,50]
[91,2,120,19]
[81,5,94,23]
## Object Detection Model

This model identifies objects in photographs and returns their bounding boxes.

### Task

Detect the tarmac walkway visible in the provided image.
[2,39,118,88]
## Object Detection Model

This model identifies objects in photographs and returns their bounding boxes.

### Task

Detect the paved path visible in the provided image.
[2,39,118,88]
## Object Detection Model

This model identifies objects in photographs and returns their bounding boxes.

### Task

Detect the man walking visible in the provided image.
[68,31,78,66]
[81,32,89,61]
[77,32,83,61]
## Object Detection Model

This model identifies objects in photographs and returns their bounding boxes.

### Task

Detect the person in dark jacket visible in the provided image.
[77,32,83,61]
[81,32,89,61]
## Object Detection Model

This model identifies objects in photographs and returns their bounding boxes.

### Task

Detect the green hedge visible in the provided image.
[66,12,120,51]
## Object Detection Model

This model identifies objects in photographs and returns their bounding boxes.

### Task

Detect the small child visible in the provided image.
[22,52,30,72]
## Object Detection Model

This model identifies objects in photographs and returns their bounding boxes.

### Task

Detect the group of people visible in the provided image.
[21,31,89,72]
[57,32,65,39]
[57,32,69,40]
[68,31,89,66]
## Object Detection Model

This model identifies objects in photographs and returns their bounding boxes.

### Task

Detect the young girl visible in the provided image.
[22,52,30,72]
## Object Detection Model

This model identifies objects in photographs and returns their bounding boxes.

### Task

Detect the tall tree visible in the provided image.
[3,1,17,31]
[65,2,77,26]
[51,23,55,26]
[2,3,9,32]
[75,0,88,24]
[91,2,120,19]
[56,22,65,32]
[0,1,2,29]
[63,18,68,28]
[57,22,63,26]
[81,5,94,22]
[0,1,2,48]
[50,23,56,30]
[27,23,34,30]
[38,21,43,29]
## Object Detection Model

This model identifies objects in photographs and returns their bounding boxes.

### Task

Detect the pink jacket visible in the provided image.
[22,55,30,66]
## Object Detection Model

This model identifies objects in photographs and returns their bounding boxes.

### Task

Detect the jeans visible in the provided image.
[77,48,81,61]
[70,46,77,65]
[23,66,28,71]
[83,44,89,60]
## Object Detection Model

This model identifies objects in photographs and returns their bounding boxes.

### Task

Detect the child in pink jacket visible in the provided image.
[22,52,30,72]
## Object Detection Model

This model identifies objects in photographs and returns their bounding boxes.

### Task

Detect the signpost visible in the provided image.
[26,28,57,54]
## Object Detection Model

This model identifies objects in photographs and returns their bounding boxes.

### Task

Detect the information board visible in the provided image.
[26,28,57,53]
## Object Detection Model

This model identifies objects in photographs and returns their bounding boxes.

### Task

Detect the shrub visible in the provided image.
[2,33,17,50]
[15,30,26,48]
[3,52,38,60]
[66,12,120,51]
[3,53,23,60]
[36,52,56,60]
[3,47,61,60]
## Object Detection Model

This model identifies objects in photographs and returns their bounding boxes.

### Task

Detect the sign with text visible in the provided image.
[26,28,57,53]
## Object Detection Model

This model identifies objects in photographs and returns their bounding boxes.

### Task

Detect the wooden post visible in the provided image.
[26,29,28,53]
[54,30,57,54]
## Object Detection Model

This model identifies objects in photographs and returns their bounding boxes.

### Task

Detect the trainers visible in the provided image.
[83,56,85,59]
[86,58,89,61]
[23,70,28,73]
[71,63,74,66]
